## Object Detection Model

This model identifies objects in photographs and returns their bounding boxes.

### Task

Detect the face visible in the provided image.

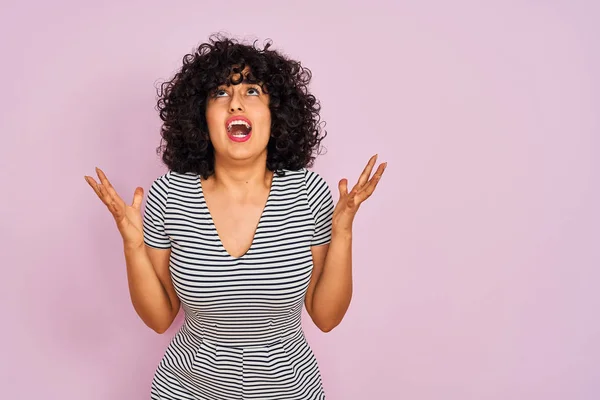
[205,68,271,164]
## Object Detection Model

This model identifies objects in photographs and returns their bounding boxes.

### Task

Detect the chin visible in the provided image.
[220,146,266,161]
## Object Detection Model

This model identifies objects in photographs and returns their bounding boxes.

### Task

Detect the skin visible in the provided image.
[84,169,179,333]
[201,72,275,258]
[84,68,386,333]
[306,154,386,331]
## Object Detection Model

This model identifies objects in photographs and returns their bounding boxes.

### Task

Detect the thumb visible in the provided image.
[131,187,144,209]
[338,178,349,197]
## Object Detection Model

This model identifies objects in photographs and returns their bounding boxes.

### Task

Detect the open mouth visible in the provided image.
[226,117,252,142]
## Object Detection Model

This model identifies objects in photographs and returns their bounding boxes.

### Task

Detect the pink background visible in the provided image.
[2,1,599,399]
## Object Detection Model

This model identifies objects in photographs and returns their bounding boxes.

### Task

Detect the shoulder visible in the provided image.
[301,168,331,194]
[150,170,200,193]
[298,168,333,217]
[148,171,171,196]
[275,168,330,193]
[152,171,171,186]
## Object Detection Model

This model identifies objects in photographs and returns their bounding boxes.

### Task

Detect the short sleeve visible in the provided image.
[304,169,334,246]
[143,172,171,249]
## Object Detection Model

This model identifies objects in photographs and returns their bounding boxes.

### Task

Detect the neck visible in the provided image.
[210,154,272,195]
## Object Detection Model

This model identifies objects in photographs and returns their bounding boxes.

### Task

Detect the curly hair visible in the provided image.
[155,34,327,179]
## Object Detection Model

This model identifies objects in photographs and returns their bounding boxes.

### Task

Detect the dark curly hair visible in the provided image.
[155,34,327,179]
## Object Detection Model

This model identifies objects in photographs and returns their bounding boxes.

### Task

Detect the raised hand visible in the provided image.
[84,168,145,249]
[332,154,387,233]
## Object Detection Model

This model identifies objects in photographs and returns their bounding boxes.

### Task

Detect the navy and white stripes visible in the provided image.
[142,168,334,399]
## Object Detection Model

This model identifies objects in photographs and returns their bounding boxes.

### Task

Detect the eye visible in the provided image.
[211,86,261,99]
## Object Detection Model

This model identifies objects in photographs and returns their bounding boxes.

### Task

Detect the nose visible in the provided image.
[229,90,244,113]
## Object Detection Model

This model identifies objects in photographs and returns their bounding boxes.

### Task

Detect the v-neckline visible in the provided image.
[198,172,277,260]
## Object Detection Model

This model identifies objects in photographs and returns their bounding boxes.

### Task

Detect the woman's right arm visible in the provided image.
[124,244,180,333]
[85,167,179,334]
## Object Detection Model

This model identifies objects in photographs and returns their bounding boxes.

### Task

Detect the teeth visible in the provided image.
[227,119,251,131]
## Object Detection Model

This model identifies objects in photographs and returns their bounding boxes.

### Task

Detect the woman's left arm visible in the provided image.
[305,155,387,332]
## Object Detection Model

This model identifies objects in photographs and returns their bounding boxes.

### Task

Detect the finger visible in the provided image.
[131,187,144,209]
[106,184,126,207]
[85,176,112,206]
[356,162,386,203]
[95,167,113,190]
[94,168,114,204]
[98,182,122,212]
[106,199,121,215]
[355,154,378,190]
[338,178,349,197]
[96,183,112,206]
[96,167,127,207]
[98,183,125,218]
[84,176,103,199]
[347,188,358,208]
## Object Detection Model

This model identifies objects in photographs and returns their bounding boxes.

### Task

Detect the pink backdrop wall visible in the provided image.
[2,1,599,399]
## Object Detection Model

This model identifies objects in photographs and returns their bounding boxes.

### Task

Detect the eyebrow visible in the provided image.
[217,82,262,89]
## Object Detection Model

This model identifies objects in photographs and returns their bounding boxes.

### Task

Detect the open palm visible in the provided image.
[84,167,145,248]
[332,154,387,232]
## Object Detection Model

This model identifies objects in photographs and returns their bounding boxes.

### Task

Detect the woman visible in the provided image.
[85,35,386,399]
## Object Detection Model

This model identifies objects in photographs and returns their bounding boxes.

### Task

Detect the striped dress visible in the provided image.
[142,168,334,400]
